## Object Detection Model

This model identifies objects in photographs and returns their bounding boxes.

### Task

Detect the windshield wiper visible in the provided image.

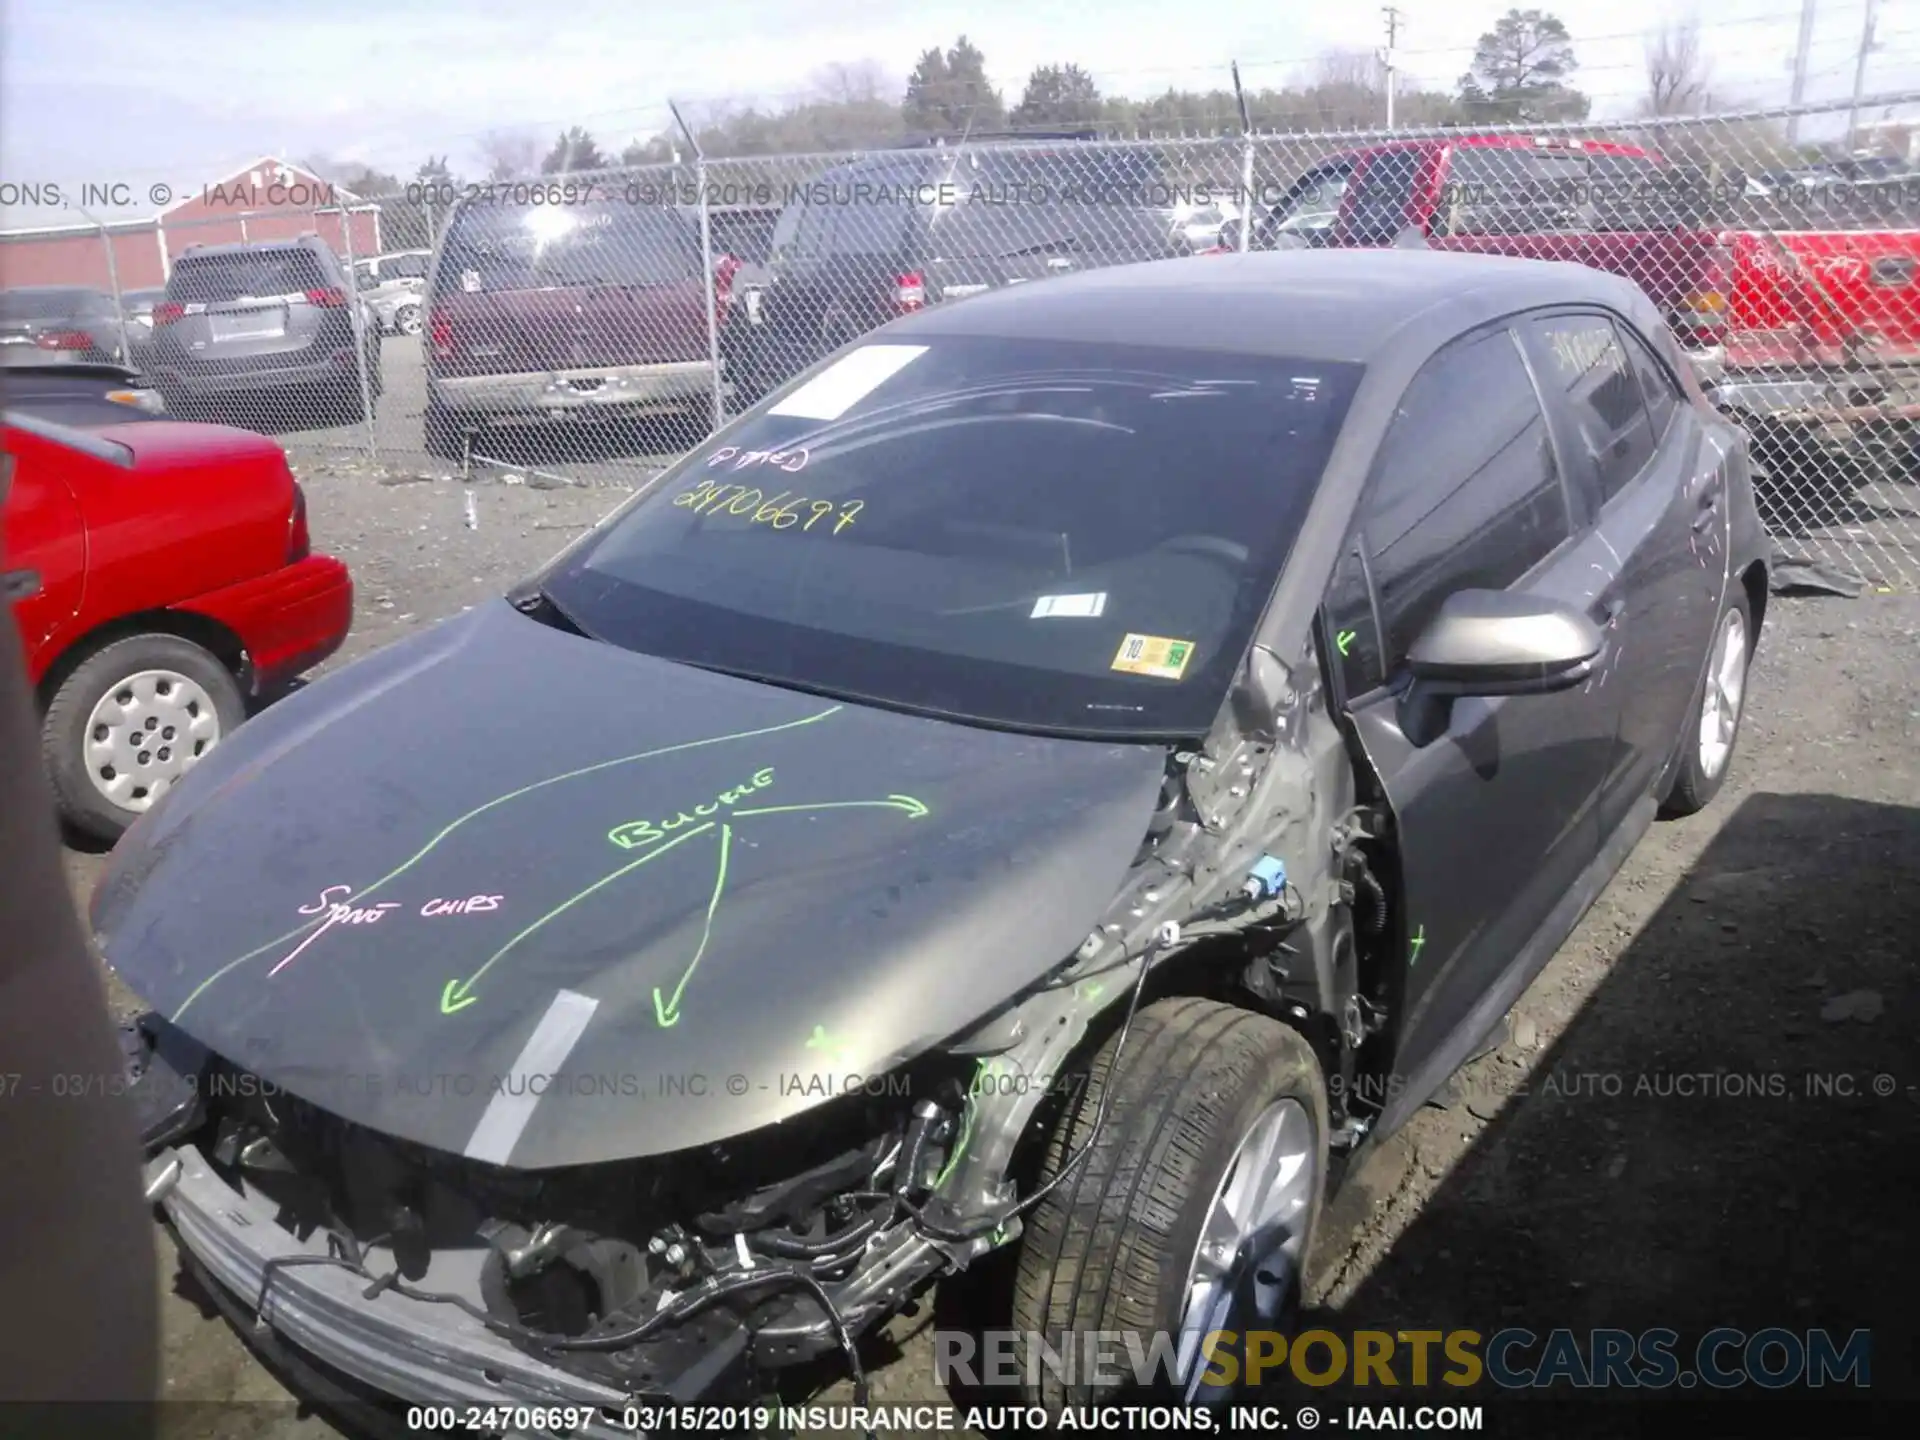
[509,582,594,639]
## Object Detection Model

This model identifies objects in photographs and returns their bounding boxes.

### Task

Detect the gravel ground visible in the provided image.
[60,453,1920,1438]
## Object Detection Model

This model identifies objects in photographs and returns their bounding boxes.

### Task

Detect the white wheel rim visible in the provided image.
[83,668,223,812]
[398,306,421,335]
[1175,1098,1318,1402]
[1697,609,1748,780]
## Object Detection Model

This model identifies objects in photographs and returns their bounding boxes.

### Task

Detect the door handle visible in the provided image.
[2,569,41,601]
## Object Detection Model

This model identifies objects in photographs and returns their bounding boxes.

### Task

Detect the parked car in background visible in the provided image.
[146,236,384,428]
[1,285,133,366]
[352,249,431,336]
[1167,193,1240,252]
[2,408,352,838]
[422,190,734,458]
[1215,133,1920,501]
[97,250,1766,1424]
[1,356,166,426]
[731,135,1186,402]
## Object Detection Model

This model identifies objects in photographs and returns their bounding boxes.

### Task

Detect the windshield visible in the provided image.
[438,201,699,291]
[541,335,1363,737]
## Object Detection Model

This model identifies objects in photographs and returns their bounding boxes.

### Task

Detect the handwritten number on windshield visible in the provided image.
[674,479,862,535]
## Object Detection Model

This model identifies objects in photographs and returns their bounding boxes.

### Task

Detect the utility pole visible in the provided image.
[1379,6,1402,129]
[1846,0,1879,155]
[1786,0,1816,147]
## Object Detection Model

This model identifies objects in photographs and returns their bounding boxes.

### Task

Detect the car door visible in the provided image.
[1,437,88,670]
[1517,309,1723,841]
[1255,163,1352,248]
[1320,322,1623,1121]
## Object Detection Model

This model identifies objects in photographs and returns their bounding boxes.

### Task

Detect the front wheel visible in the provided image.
[394,302,422,337]
[1010,997,1329,1408]
[41,633,246,841]
[1660,588,1755,818]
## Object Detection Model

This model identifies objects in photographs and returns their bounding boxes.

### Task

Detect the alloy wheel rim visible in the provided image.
[1174,1098,1318,1403]
[83,669,222,812]
[1698,609,1748,779]
[398,306,422,335]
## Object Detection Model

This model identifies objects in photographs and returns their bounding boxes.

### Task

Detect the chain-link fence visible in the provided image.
[12,91,1919,586]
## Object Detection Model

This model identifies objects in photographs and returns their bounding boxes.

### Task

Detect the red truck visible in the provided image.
[1222,133,1920,490]
[2,411,352,839]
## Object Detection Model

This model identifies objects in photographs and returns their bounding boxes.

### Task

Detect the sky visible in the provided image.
[3,0,1916,229]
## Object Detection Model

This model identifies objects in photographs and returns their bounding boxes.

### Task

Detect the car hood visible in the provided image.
[93,601,1166,1169]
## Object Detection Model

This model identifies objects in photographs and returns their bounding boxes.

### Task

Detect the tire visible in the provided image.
[1009,997,1329,1408]
[42,633,247,842]
[1659,587,1755,819]
[395,303,422,337]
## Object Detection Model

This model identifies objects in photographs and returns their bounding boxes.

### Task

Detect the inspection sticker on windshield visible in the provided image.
[1031,592,1107,619]
[768,344,929,420]
[1111,633,1195,680]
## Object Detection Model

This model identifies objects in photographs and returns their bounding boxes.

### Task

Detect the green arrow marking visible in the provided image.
[652,824,733,1028]
[174,706,842,1021]
[1337,629,1357,656]
[441,822,716,1017]
[730,794,929,822]
[1409,923,1426,966]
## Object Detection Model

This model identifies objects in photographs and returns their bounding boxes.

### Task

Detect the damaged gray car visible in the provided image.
[96,249,1770,1433]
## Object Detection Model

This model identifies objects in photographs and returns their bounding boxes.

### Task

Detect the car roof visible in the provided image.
[176,238,322,259]
[883,249,1664,364]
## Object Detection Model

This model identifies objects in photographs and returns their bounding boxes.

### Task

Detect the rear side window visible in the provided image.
[1438,147,1589,235]
[390,253,429,279]
[437,201,699,293]
[1614,319,1682,441]
[1522,312,1656,504]
[1326,326,1570,694]
[171,250,329,303]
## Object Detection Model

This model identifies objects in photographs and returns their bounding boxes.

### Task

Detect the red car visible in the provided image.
[1218,134,1920,371]
[1,410,352,839]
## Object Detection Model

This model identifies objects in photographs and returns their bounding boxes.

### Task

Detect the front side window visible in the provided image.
[541,337,1365,737]
[1267,166,1351,240]
[1326,325,1570,695]
[1522,312,1656,504]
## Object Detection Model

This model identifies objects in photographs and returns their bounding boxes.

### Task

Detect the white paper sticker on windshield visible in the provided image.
[1031,592,1108,619]
[769,344,929,420]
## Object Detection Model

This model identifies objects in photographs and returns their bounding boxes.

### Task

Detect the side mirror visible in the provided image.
[1397,589,1603,747]
[1406,589,1603,697]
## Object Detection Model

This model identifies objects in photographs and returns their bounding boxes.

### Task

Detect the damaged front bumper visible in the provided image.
[146,1143,643,1437]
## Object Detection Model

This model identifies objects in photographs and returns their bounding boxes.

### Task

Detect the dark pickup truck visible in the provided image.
[1219,133,1920,493]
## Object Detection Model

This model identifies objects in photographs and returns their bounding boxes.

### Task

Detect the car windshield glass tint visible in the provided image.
[543,336,1363,737]
[1,291,92,320]
[171,251,329,303]
[442,203,698,289]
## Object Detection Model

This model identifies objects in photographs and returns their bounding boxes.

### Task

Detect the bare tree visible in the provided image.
[1306,48,1384,93]
[810,60,896,106]
[478,130,541,181]
[1643,20,1712,117]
